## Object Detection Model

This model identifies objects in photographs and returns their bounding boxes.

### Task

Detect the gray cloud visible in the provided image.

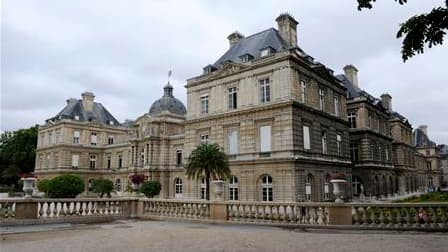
[1,0,447,144]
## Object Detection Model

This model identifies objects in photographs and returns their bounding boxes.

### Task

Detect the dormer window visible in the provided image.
[239,53,254,63]
[74,115,80,120]
[109,120,114,125]
[203,65,217,75]
[260,46,275,57]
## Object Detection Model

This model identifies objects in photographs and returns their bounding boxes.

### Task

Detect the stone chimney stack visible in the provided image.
[380,93,392,112]
[81,91,95,112]
[419,125,428,135]
[275,13,298,48]
[343,65,359,88]
[227,31,244,48]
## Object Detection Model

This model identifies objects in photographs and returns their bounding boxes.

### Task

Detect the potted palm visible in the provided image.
[330,173,347,203]
[186,143,231,201]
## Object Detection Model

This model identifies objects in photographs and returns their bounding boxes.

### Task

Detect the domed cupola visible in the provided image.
[149,82,186,116]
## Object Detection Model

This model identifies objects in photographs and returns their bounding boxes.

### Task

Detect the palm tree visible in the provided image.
[186,143,231,200]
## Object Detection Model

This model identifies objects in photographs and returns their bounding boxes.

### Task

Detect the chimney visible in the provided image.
[275,13,298,48]
[343,64,359,88]
[81,91,95,112]
[380,93,392,112]
[227,31,244,48]
[419,125,428,136]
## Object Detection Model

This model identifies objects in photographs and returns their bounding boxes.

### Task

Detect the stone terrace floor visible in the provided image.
[1,220,447,252]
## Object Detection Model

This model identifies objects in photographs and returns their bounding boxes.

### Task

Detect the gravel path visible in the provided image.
[1,220,447,252]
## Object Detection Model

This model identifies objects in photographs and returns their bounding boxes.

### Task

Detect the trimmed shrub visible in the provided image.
[91,179,114,198]
[47,174,85,198]
[37,179,51,193]
[140,181,161,198]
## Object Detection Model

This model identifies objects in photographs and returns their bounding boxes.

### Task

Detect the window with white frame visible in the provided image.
[261,49,270,57]
[324,174,331,201]
[350,143,359,163]
[229,176,238,201]
[108,135,114,145]
[88,179,94,192]
[118,154,123,168]
[115,179,122,192]
[305,174,314,201]
[303,125,311,150]
[337,134,342,156]
[72,154,79,168]
[175,178,183,197]
[73,131,80,144]
[200,134,209,144]
[261,175,273,202]
[259,78,270,103]
[176,149,182,165]
[90,132,97,145]
[348,111,357,128]
[385,146,389,161]
[300,79,307,103]
[200,177,208,200]
[89,155,96,169]
[107,155,111,169]
[228,129,238,155]
[259,125,271,152]
[228,87,237,110]
[321,130,328,154]
[200,95,209,114]
[74,115,80,120]
[319,88,325,111]
[334,96,340,116]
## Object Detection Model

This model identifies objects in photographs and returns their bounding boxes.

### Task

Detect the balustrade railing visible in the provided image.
[141,199,210,219]
[37,199,128,218]
[0,200,16,219]
[227,202,330,225]
[350,203,448,229]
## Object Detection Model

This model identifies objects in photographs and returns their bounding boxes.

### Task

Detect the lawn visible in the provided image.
[395,192,448,203]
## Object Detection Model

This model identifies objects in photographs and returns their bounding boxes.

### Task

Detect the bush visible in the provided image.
[47,174,85,198]
[37,179,51,193]
[91,179,114,198]
[140,181,161,198]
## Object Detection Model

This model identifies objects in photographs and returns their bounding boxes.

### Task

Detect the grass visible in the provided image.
[394,192,448,203]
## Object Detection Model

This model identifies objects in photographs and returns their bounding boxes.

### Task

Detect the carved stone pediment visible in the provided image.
[213,62,248,77]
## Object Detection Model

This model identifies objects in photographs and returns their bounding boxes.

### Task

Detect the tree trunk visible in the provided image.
[206,173,210,200]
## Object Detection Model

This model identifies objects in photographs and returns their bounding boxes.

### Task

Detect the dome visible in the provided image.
[149,83,186,116]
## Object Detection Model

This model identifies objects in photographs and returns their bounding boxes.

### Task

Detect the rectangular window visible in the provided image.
[89,155,96,169]
[337,134,342,156]
[321,130,328,154]
[72,154,79,168]
[118,154,123,169]
[303,126,311,150]
[107,155,111,169]
[300,80,307,103]
[73,131,80,144]
[259,78,270,103]
[200,134,209,144]
[108,135,114,145]
[348,112,357,128]
[90,132,97,145]
[228,129,238,155]
[385,146,389,161]
[319,88,325,111]
[334,96,340,116]
[350,143,359,163]
[176,149,182,165]
[200,95,209,114]
[261,49,269,57]
[259,126,271,152]
[228,87,237,110]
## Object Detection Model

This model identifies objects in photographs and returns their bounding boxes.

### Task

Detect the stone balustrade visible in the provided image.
[141,199,211,219]
[37,199,128,218]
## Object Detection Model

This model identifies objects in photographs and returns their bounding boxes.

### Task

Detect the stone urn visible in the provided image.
[22,177,36,198]
[330,179,347,203]
[212,180,224,201]
[131,183,141,191]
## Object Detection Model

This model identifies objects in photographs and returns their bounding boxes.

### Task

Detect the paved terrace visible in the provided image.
[1,220,447,252]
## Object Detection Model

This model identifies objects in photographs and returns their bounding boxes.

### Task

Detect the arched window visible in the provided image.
[115,178,121,192]
[305,174,314,201]
[200,177,207,200]
[324,174,331,201]
[261,175,273,202]
[229,176,238,201]
[175,178,183,198]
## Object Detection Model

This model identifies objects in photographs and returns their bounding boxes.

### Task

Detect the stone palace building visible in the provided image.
[34,14,441,202]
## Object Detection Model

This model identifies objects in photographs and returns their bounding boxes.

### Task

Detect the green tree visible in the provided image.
[357,0,448,61]
[47,174,85,198]
[37,179,51,194]
[0,126,38,187]
[185,143,230,200]
[91,179,114,198]
[140,181,162,198]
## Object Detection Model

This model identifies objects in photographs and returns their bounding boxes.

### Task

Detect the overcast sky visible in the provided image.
[1,0,447,144]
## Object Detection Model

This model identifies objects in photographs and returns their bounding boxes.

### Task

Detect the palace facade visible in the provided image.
[34,14,441,202]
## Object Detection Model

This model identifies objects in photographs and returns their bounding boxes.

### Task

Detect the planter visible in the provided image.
[330,179,347,203]
[21,177,36,198]
[212,180,224,201]
[131,183,141,191]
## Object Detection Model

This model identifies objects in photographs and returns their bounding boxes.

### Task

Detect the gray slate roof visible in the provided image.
[413,128,436,147]
[47,99,120,126]
[213,28,288,67]
[149,83,186,116]
[336,74,386,110]
[439,144,448,157]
